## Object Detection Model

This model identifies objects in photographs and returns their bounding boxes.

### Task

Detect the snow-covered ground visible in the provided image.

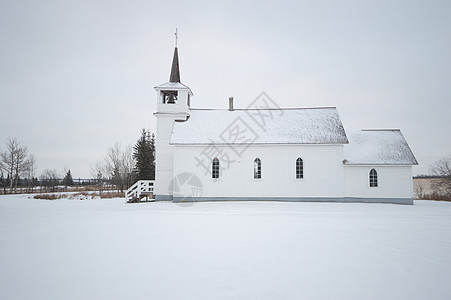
[1,195,450,300]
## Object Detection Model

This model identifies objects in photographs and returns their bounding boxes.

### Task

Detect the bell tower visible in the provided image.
[153,43,193,201]
[155,47,193,114]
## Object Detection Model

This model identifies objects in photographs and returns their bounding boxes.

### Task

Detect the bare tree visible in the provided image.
[0,137,30,191]
[104,142,123,190]
[414,181,425,199]
[90,161,105,193]
[429,155,451,197]
[102,142,135,192]
[24,154,37,192]
[91,142,136,194]
[0,138,18,190]
[14,146,28,185]
[122,144,135,189]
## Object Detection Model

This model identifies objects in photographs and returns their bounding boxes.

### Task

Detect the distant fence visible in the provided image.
[0,180,120,195]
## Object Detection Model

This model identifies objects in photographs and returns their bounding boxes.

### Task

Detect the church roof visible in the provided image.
[343,129,418,165]
[170,107,349,145]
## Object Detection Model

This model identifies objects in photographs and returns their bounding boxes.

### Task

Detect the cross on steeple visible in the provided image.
[169,29,181,83]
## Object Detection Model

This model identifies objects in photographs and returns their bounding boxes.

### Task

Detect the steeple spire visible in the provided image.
[169,28,180,83]
[169,47,180,83]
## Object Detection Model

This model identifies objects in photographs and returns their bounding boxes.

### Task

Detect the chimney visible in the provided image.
[229,97,234,111]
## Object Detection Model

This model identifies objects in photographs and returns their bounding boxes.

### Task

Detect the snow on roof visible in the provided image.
[344,129,418,165]
[171,107,349,145]
[155,81,193,94]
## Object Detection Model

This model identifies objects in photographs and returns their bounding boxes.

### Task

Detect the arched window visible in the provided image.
[212,158,219,179]
[369,168,377,187]
[254,158,261,179]
[296,158,304,179]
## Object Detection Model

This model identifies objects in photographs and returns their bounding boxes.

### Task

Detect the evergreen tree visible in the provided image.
[0,173,4,194]
[133,129,155,181]
[63,169,74,186]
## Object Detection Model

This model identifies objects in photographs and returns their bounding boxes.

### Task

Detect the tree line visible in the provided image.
[0,129,155,194]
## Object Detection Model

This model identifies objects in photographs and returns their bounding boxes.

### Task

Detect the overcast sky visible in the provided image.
[1,0,450,178]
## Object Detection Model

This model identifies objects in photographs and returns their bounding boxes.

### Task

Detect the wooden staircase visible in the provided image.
[125,180,155,203]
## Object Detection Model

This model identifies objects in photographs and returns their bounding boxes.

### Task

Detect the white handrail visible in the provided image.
[125,180,155,203]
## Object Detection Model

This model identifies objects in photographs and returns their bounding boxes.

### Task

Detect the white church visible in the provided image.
[152,46,418,205]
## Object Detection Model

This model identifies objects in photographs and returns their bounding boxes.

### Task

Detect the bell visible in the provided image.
[167,94,176,104]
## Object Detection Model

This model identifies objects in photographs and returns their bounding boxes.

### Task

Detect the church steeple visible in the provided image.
[154,29,192,110]
[153,33,193,201]
[169,47,180,83]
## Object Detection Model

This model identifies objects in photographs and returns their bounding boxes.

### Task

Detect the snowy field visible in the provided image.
[1,195,450,300]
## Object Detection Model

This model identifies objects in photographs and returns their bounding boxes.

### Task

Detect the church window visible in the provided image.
[254,158,261,179]
[369,169,378,187]
[296,158,304,179]
[212,158,219,179]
